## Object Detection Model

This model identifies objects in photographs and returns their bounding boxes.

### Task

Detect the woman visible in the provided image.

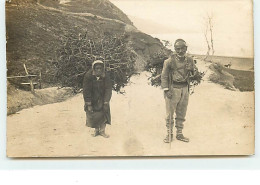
[83,60,112,138]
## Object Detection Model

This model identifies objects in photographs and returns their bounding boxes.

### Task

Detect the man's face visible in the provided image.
[94,64,104,77]
[174,42,187,57]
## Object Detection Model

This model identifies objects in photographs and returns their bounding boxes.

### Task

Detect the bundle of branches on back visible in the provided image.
[146,50,205,92]
[145,49,169,86]
[54,32,136,92]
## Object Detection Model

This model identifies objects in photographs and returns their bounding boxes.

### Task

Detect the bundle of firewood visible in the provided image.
[145,49,169,86]
[54,33,136,92]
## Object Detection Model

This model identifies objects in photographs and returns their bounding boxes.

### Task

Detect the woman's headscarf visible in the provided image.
[92,60,104,69]
[92,60,105,77]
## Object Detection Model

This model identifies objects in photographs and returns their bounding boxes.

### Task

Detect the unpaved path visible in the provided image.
[7,60,254,157]
[37,2,131,27]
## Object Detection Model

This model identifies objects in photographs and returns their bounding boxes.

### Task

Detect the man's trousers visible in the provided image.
[164,86,189,130]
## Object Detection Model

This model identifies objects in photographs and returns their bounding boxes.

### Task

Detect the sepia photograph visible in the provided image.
[6,0,254,157]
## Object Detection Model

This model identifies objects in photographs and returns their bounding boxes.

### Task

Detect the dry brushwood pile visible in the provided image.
[146,50,205,93]
[54,33,136,92]
[145,49,169,86]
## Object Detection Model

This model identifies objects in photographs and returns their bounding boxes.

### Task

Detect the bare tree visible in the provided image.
[203,12,214,61]
[203,20,210,61]
[208,13,215,57]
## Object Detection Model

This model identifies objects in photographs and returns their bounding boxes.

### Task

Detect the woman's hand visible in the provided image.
[103,103,109,112]
[88,105,93,112]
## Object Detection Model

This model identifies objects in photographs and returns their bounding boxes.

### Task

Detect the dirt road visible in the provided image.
[7,60,254,157]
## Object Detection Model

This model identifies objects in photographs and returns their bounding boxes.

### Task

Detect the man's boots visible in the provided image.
[176,129,189,142]
[163,134,173,143]
[164,125,173,143]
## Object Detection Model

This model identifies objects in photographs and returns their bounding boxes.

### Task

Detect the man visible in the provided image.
[83,60,112,138]
[161,39,198,143]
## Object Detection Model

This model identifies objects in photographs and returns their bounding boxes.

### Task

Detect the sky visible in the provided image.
[111,0,253,58]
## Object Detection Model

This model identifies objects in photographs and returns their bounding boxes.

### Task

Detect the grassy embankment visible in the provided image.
[209,62,254,92]
[7,81,75,115]
[193,55,254,91]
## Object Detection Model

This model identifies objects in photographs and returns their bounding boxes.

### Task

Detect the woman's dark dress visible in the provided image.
[83,71,112,128]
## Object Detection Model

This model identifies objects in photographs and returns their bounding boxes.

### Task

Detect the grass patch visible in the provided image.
[209,63,235,90]
[224,68,254,91]
[209,63,254,91]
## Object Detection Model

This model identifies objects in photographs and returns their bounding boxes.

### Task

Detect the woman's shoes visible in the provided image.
[91,130,99,137]
[99,131,110,138]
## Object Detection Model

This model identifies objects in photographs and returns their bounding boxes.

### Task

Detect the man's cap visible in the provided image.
[174,39,187,47]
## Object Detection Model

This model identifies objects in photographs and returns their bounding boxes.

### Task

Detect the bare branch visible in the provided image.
[203,12,215,61]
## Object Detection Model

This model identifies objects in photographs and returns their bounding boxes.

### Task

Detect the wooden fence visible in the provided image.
[7,64,42,93]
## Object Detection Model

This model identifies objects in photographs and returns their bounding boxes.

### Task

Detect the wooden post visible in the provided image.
[23,63,34,93]
[39,71,42,89]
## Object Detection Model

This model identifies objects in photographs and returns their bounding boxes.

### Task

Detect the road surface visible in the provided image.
[7,60,254,157]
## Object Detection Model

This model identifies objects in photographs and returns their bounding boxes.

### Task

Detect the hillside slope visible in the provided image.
[6,0,165,87]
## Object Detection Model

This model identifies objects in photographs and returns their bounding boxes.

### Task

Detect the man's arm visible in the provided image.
[193,61,198,75]
[187,57,198,76]
[191,58,198,75]
[161,57,171,91]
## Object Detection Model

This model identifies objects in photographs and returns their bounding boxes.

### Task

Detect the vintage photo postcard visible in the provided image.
[6,0,254,157]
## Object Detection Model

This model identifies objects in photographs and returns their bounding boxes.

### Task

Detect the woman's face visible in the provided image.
[94,64,104,77]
